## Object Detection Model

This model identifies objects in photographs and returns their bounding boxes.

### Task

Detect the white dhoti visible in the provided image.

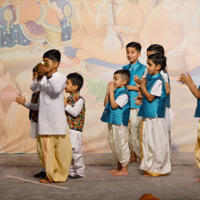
[69,130,85,177]
[108,124,130,167]
[140,118,171,176]
[129,108,142,158]
[165,107,174,151]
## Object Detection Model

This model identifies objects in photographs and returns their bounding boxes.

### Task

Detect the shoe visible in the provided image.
[68,175,72,179]
[71,174,84,179]
[34,171,46,178]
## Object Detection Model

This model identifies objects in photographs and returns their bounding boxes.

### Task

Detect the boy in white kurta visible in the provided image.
[101,69,131,176]
[64,73,85,179]
[30,49,72,183]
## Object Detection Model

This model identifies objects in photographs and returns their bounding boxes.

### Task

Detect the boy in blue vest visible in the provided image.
[123,42,146,162]
[64,72,86,179]
[101,69,130,176]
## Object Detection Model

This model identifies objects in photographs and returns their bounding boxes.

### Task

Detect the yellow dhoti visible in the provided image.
[195,120,200,170]
[37,133,72,182]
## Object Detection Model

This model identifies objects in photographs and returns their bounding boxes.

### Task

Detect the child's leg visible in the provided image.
[111,125,130,176]
[129,108,142,162]
[72,132,85,178]
[195,119,200,182]
[108,124,121,173]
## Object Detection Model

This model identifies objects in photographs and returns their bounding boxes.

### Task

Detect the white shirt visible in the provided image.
[150,80,162,97]
[65,98,84,117]
[31,72,67,135]
[116,94,128,108]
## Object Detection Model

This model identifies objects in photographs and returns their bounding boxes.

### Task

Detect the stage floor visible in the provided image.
[0,152,199,200]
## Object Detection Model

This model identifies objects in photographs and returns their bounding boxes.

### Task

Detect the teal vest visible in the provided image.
[123,61,146,109]
[101,87,130,126]
[195,86,200,118]
[138,73,167,118]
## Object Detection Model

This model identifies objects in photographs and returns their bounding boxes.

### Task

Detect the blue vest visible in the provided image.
[101,87,130,126]
[195,86,200,118]
[123,61,146,109]
[138,73,167,118]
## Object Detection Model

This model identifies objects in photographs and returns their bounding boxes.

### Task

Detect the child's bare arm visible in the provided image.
[135,75,155,102]
[108,82,119,109]
[178,72,200,99]
[126,85,140,91]
[15,95,26,106]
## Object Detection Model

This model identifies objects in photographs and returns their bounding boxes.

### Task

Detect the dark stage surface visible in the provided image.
[0,153,200,200]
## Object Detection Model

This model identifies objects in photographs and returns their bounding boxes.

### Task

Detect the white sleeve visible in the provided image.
[65,98,84,117]
[150,80,162,97]
[160,70,169,83]
[115,94,128,108]
[143,68,148,78]
[30,78,41,92]
[25,101,39,111]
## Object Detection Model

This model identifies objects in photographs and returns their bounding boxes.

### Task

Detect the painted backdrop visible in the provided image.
[0,0,200,153]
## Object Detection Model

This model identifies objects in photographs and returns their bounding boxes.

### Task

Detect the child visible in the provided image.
[143,44,173,151]
[64,72,85,179]
[178,72,200,182]
[30,49,72,183]
[123,42,146,162]
[135,53,171,177]
[101,69,130,176]
[15,64,46,178]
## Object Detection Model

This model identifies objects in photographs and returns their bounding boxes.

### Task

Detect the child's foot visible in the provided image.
[40,178,50,184]
[71,174,84,179]
[143,173,153,177]
[112,170,128,176]
[108,169,119,174]
[130,155,137,163]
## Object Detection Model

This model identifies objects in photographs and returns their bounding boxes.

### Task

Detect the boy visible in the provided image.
[101,69,130,176]
[31,49,72,183]
[64,72,86,179]
[15,63,45,178]
[123,42,146,162]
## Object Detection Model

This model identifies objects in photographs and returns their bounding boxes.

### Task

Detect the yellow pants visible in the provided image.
[37,133,72,182]
[195,120,200,170]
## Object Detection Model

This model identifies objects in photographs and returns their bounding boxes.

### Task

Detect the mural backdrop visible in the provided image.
[0,0,200,153]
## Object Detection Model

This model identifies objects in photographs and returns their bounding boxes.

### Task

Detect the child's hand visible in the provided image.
[108,81,114,93]
[15,94,26,106]
[63,97,68,107]
[134,75,141,85]
[178,72,194,86]
[38,65,49,76]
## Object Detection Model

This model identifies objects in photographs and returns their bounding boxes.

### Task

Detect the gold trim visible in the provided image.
[144,170,169,177]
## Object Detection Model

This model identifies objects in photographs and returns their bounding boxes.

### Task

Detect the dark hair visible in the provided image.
[148,53,167,71]
[43,49,61,62]
[33,66,38,73]
[114,69,130,85]
[147,44,165,55]
[126,42,141,52]
[67,73,84,91]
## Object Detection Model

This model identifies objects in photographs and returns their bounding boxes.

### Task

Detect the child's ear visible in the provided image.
[157,64,161,71]
[74,84,78,91]
[53,61,59,68]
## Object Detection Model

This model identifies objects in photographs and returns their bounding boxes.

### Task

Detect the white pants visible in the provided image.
[129,108,142,158]
[108,124,130,167]
[69,130,85,177]
[140,118,171,176]
[165,107,173,151]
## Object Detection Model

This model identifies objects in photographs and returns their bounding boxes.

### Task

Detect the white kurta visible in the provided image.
[31,72,67,135]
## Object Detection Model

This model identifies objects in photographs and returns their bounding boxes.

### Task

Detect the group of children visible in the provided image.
[15,41,200,183]
[101,42,172,177]
[16,50,86,183]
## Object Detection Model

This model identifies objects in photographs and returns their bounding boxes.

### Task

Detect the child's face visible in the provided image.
[126,47,141,65]
[65,79,77,94]
[147,59,160,75]
[113,74,127,89]
[147,50,157,57]
[32,72,38,81]
[43,57,58,73]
